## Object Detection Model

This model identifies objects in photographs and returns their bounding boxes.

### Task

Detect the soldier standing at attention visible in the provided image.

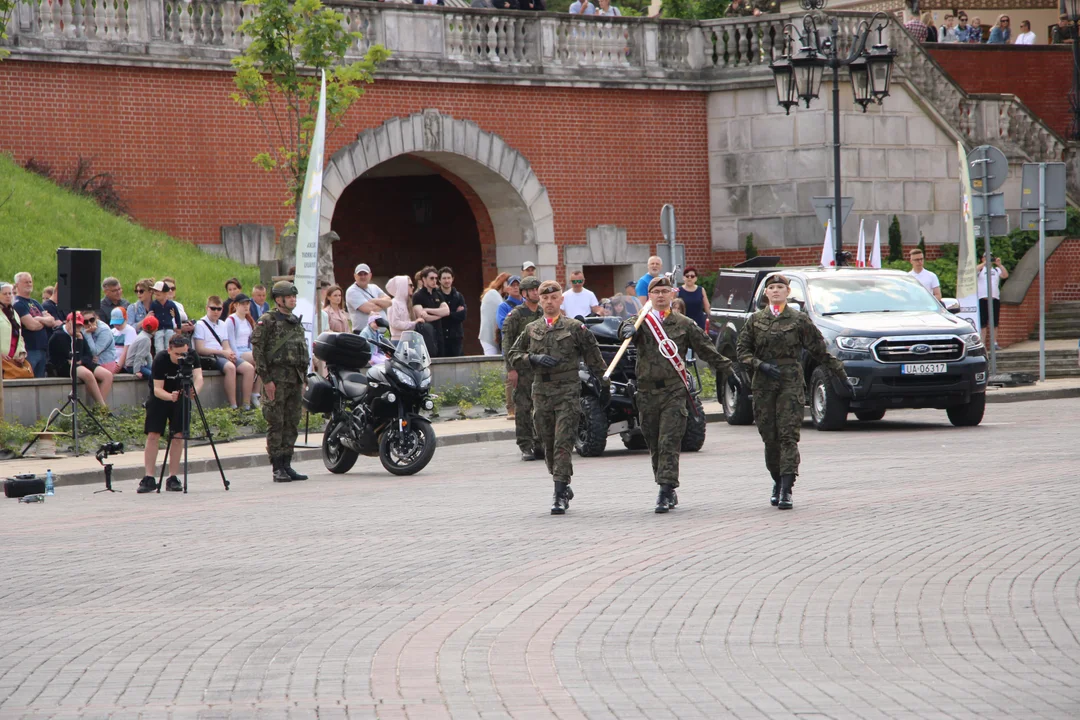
[502,276,545,461]
[618,276,737,513]
[735,275,852,509]
[508,280,606,515]
[252,281,311,483]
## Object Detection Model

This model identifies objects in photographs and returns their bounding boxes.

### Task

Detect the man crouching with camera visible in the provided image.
[137,334,203,493]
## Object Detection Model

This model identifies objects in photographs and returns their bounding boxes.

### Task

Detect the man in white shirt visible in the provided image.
[569,0,595,13]
[345,263,392,331]
[1014,20,1036,44]
[908,249,941,300]
[193,295,255,409]
[977,255,1010,349]
[561,270,602,319]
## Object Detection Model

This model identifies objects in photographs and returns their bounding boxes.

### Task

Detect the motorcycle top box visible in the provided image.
[314,331,372,369]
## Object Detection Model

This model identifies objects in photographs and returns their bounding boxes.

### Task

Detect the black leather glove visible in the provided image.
[758,362,782,380]
[834,376,856,398]
[618,323,635,340]
[529,353,559,369]
[725,371,743,393]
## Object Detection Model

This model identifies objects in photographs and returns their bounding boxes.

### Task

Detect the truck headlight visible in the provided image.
[960,332,984,350]
[836,336,875,351]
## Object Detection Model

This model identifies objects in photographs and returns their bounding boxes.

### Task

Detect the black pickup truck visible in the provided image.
[709,261,989,430]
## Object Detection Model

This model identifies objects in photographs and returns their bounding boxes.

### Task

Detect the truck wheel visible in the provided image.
[681,397,707,452]
[575,395,608,457]
[946,393,986,427]
[621,432,648,451]
[810,367,849,431]
[721,372,753,425]
[854,409,886,422]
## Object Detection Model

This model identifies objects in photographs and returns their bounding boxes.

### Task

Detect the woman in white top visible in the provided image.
[479,272,510,355]
[225,293,260,408]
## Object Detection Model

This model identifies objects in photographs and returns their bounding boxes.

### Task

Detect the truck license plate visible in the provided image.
[901,363,946,375]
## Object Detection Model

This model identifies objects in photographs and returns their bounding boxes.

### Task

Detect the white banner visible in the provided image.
[293,71,328,368]
[956,141,980,331]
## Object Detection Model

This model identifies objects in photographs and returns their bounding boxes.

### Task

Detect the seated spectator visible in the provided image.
[939,14,958,42]
[98,276,130,323]
[904,10,929,42]
[0,282,29,371]
[922,12,938,41]
[596,0,620,15]
[1053,15,1076,44]
[968,17,983,42]
[47,312,109,408]
[569,0,595,13]
[41,285,64,322]
[222,277,243,316]
[162,276,194,334]
[110,308,137,371]
[987,15,1010,43]
[249,284,269,321]
[129,277,155,331]
[149,280,182,351]
[226,293,260,407]
[194,296,254,410]
[81,311,120,405]
[954,12,974,42]
[122,314,157,394]
[14,272,57,378]
[1014,20,1036,44]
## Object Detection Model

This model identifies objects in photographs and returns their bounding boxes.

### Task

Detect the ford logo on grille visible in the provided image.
[912,343,932,355]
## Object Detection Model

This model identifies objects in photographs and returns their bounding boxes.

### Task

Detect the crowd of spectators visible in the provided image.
[905,9,1072,45]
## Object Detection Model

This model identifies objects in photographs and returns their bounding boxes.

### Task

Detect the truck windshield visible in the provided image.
[808,276,942,315]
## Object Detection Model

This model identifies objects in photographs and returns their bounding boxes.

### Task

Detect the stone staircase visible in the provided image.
[1028,301,1080,340]
[995,347,1080,378]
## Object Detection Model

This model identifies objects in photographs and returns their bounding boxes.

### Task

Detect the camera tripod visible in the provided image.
[157,365,229,493]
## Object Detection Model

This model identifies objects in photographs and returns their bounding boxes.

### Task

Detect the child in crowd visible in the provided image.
[123,314,157,394]
[149,280,182,352]
[110,307,137,372]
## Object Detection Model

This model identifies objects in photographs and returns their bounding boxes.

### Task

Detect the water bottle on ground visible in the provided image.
[45,469,55,496]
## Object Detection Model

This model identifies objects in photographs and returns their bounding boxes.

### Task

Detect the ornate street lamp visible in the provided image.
[1063,0,1080,139]
[767,9,894,265]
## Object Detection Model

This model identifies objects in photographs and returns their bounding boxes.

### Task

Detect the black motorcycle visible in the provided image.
[304,329,437,476]
[576,316,706,457]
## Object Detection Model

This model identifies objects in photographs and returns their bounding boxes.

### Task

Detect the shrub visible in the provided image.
[744,233,758,260]
[888,215,903,262]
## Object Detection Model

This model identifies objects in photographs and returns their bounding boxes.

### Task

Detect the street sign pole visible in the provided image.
[976,157,997,377]
[660,204,680,284]
[1039,162,1047,382]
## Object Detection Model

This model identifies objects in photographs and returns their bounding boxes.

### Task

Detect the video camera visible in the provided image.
[95,441,124,463]
[176,348,200,381]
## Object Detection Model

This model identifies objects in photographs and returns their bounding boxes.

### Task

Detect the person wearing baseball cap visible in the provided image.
[501,275,544,460]
[149,280,182,350]
[617,275,736,513]
[47,311,109,407]
[736,273,853,510]
[521,261,537,278]
[496,275,523,330]
[346,263,392,332]
[506,278,607,515]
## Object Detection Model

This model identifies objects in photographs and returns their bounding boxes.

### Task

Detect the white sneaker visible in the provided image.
[251,393,261,408]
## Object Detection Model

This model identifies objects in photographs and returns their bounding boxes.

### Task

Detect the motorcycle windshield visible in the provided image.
[395,331,431,370]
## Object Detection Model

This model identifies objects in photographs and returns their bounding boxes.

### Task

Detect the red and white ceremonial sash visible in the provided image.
[642,311,691,391]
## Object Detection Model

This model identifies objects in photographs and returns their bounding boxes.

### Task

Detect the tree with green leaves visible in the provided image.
[231,0,390,245]
[661,0,729,19]
[744,233,758,260]
[0,0,15,60]
[888,215,903,262]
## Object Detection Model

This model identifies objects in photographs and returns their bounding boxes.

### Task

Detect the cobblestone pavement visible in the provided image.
[1,400,1078,720]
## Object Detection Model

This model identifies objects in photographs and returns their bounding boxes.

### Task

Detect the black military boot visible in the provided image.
[655,484,676,513]
[533,446,545,460]
[770,471,781,506]
[778,474,795,510]
[282,455,308,481]
[551,482,571,515]
[521,448,538,461]
[272,457,292,483]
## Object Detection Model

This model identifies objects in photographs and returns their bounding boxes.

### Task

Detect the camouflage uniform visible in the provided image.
[251,308,309,468]
[725,0,779,15]
[621,310,734,488]
[735,304,845,479]
[501,284,544,455]
[507,314,605,485]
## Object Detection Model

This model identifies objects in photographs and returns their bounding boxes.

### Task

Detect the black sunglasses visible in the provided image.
[208,306,223,311]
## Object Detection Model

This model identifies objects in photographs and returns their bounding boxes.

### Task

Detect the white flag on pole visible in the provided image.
[293,70,328,371]
[820,220,835,267]
[856,219,866,267]
[869,221,882,269]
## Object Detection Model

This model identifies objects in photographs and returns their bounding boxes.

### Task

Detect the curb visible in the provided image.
[985,386,1080,404]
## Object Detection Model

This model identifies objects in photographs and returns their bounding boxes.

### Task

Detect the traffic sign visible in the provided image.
[660,204,676,242]
[969,145,1008,192]
[1021,163,1066,210]
[1020,210,1067,232]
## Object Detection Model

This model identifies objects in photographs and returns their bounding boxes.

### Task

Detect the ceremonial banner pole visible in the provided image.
[604,301,652,379]
[293,71,328,449]
[956,141,980,333]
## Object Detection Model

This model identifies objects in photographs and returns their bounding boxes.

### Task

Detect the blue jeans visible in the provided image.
[26,348,47,378]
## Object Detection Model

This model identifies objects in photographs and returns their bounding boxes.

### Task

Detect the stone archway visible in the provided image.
[320,109,556,280]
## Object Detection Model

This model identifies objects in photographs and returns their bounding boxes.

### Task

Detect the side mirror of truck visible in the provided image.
[941,298,961,314]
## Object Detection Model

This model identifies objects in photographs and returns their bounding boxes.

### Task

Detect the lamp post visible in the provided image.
[769,5,895,266]
[1064,0,1080,139]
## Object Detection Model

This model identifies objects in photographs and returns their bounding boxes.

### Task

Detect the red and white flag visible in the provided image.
[869,221,882,268]
[856,219,867,267]
[820,220,835,267]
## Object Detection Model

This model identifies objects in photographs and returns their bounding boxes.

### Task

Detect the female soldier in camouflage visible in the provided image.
[735,274,852,509]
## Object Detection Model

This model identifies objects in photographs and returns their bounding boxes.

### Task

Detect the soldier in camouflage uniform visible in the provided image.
[618,275,736,513]
[735,274,852,509]
[507,280,606,515]
[251,281,311,483]
[725,0,779,16]
[501,276,545,461]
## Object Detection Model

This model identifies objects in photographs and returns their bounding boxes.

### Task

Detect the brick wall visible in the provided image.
[0,61,712,279]
[998,238,1080,345]
[926,45,1072,138]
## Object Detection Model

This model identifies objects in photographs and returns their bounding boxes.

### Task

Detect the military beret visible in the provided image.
[764,274,790,287]
[648,275,673,292]
[538,280,562,295]
[519,276,541,291]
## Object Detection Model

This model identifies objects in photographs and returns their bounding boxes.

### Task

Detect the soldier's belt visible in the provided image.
[768,358,799,365]
[535,369,578,383]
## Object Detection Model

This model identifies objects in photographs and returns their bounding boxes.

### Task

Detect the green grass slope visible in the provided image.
[0,153,261,313]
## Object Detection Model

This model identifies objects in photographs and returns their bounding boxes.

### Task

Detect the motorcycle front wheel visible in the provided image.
[322,418,360,474]
[379,416,437,476]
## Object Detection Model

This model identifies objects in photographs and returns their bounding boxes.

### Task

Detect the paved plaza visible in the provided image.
[1,399,1078,720]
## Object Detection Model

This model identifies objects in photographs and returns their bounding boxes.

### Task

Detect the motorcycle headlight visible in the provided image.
[960,332,984,350]
[392,368,417,388]
[836,336,875,351]
[420,375,431,390]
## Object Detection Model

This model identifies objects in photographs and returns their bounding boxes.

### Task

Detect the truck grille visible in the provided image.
[872,337,965,363]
